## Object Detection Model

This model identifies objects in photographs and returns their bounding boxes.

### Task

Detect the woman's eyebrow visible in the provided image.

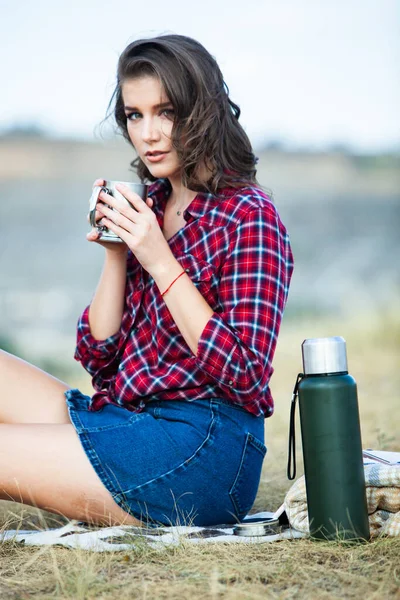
[124,101,173,112]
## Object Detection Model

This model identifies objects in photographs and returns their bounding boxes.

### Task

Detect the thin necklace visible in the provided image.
[169,196,186,216]
[168,189,192,216]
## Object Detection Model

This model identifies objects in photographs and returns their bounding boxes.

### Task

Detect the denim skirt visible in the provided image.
[65,389,267,526]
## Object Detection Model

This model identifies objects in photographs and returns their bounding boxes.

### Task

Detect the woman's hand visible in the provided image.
[94,182,174,276]
[86,179,154,258]
[87,179,127,255]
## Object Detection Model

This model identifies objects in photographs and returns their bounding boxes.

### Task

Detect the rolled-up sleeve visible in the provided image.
[196,206,293,411]
[74,305,123,382]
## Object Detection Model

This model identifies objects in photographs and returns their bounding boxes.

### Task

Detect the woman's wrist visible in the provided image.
[104,246,128,263]
[161,270,186,297]
[151,257,185,292]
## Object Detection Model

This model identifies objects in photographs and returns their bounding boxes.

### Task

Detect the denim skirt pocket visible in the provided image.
[229,432,267,519]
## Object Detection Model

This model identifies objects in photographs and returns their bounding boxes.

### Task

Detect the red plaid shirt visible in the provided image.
[75,179,293,417]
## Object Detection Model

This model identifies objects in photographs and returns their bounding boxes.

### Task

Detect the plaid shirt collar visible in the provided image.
[150,178,237,222]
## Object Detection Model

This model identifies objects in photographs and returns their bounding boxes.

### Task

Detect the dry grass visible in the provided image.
[1,531,399,599]
[0,312,399,599]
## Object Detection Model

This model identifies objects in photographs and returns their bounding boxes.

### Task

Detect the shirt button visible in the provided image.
[119,364,125,371]
[185,268,190,273]
[138,283,143,290]
[229,380,234,386]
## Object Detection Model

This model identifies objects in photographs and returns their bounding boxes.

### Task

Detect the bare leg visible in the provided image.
[0,350,141,526]
[0,350,71,424]
[0,423,141,525]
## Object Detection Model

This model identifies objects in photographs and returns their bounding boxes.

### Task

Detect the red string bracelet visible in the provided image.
[161,270,186,297]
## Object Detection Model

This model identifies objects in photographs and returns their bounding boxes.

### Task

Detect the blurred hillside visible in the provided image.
[0,134,399,366]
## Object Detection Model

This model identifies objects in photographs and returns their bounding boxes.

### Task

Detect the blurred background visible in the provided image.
[0,0,399,437]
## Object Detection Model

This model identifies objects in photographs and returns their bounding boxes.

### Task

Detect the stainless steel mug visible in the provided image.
[89,180,148,243]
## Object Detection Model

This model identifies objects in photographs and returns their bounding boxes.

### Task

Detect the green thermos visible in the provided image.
[288,337,370,541]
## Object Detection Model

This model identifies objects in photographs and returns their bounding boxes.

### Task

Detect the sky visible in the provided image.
[1,0,399,151]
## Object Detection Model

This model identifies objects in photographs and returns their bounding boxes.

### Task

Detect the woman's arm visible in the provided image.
[88,249,128,340]
[152,206,294,407]
[74,249,129,380]
[74,178,135,375]
[150,258,213,355]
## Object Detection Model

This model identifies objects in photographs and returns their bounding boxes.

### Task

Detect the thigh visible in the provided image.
[0,350,71,424]
[0,422,140,526]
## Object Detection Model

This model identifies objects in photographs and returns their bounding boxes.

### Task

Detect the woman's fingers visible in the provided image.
[86,227,100,241]
[97,191,141,226]
[96,203,138,234]
[96,187,153,217]
[97,217,130,245]
[86,226,128,253]
[88,186,154,247]
[86,209,104,224]
[93,178,105,188]
[115,183,149,213]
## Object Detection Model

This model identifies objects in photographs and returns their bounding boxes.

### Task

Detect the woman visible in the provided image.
[0,35,293,527]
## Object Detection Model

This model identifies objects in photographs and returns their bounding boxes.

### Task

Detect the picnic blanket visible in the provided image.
[284,464,400,537]
[0,512,305,552]
[3,464,398,551]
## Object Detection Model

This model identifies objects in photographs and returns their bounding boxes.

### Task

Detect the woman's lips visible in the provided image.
[145,151,169,163]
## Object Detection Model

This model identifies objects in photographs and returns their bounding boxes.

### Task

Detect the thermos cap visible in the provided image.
[302,336,348,375]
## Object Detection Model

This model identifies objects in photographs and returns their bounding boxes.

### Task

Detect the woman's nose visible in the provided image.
[141,118,161,143]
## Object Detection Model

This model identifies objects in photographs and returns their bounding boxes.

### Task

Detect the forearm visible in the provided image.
[152,260,268,403]
[152,258,214,355]
[89,251,128,340]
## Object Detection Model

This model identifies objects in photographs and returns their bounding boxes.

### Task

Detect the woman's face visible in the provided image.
[122,76,181,181]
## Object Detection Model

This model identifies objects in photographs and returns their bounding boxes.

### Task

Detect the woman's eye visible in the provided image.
[161,109,175,119]
[126,112,141,121]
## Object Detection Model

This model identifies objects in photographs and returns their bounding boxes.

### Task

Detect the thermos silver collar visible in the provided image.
[301,336,348,375]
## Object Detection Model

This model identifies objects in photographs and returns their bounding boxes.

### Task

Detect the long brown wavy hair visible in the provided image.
[108,34,258,193]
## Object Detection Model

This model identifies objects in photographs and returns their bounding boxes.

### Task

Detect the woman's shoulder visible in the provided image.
[216,183,279,226]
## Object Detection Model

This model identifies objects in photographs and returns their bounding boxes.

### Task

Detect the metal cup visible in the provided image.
[233,517,281,537]
[89,180,148,243]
